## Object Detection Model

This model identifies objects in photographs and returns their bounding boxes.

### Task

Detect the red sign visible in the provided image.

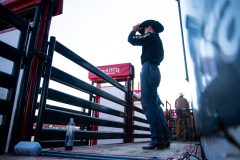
[88,63,132,82]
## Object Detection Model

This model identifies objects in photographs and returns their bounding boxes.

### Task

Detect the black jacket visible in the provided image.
[128,31,164,66]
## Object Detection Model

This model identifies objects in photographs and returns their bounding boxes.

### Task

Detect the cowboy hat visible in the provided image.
[179,93,184,97]
[138,19,164,34]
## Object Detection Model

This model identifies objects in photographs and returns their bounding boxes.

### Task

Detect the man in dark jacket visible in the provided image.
[128,20,170,150]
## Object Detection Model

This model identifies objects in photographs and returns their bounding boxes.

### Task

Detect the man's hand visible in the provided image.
[132,24,142,32]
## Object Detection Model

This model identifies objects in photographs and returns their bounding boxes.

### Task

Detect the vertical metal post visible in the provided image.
[18,2,43,141]
[35,36,56,141]
[20,0,55,141]
[0,4,31,153]
[124,78,133,143]
[176,0,189,81]
[31,0,55,119]
[6,23,31,153]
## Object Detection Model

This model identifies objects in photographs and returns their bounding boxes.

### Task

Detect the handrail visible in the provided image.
[55,41,127,93]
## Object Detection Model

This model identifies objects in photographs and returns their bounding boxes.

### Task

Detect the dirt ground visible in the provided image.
[0,141,202,160]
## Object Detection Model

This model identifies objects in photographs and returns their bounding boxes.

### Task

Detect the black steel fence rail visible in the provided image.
[51,67,127,107]
[47,88,126,118]
[133,125,150,132]
[41,129,126,141]
[44,105,126,128]
[40,129,126,148]
[132,92,141,101]
[132,106,149,132]
[0,41,23,61]
[133,116,148,124]
[0,4,29,31]
[0,100,11,114]
[45,104,89,116]
[0,71,15,89]
[132,106,144,114]
[133,134,151,139]
[54,41,127,93]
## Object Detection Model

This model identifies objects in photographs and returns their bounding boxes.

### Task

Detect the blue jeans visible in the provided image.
[141,62,169,145]
[156,95,170,142]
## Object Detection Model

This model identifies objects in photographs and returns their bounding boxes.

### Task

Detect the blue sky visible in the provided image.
[49,0,191,106]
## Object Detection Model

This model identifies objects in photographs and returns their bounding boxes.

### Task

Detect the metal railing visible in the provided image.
[0,2,150,151]
[0,4,30,153]
[34,36,150,148]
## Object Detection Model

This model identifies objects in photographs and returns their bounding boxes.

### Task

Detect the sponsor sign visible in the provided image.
[88,63,132,81]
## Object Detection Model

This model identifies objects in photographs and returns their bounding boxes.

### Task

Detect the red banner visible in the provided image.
[88,63,131,82]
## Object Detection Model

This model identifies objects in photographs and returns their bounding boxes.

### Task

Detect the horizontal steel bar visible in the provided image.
[133,134,151,139]
[0,71,16,89]
[133,116,148,124]
[132,106,144,114]
[133,125,150,131]
[0,100,11,114]
[0,41,22,62]
[44,105,126,128]
[54,41,127,93]
[47,88,127,118]
[40,128,126,141]
[51,67,127,107]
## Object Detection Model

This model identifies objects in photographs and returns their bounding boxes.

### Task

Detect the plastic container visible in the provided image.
[14,141,42,156]
[65,118,75,150]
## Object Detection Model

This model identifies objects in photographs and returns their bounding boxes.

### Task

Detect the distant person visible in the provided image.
[175,93,189,141]
[128,20,170,150]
